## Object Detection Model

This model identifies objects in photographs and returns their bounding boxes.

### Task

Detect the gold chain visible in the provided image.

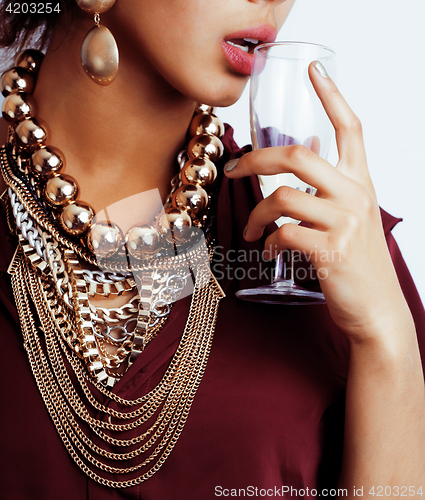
[2,100,226,486]
[10,243,224,487]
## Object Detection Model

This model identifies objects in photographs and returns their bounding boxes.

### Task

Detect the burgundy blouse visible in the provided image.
[0,126,424,499]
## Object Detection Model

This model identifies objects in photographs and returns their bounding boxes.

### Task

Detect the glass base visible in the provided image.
[235,280,326,305]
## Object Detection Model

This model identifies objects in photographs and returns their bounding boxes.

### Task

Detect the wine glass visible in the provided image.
[236,42,336,305]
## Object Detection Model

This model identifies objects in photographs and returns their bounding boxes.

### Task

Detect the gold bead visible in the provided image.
[60,201,94,236]
[31,147,63,178]
[189,112,225,139]
[80,25,119,86]
[15,118,47,148]
[172,184,209,216]
[181,158,217,187]
[1,93,34,122]
[76,0,116,14]
[196,104,217,115]
[126,225,161,259]
[187,133,224,162]
[88,221,123,258]
[0,68,35,97]
[44,174,78,207]
[156,208,192,244]
[14,50,44,73]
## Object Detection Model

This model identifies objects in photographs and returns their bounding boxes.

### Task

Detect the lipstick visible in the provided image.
[222,25,277,76]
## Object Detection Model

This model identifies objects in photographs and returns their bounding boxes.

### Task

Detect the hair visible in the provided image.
[0,0,79,69]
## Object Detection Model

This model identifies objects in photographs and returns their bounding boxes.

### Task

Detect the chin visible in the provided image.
[189,76,249,108]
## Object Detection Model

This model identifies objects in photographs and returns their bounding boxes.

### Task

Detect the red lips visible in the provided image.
[222,24,277,76]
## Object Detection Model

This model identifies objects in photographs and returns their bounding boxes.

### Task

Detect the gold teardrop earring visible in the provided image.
[76,0,119,86]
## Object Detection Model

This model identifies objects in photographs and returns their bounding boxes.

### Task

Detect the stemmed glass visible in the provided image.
[236,42,336,305]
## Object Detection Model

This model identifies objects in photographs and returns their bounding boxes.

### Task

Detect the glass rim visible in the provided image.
[254,41,336,60]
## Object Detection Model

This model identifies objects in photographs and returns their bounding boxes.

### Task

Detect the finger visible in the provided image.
[263,223,328,261]
[245,186,337,241]
[304,135,320,155]
[308,61,368,173]
[224,145,350,198]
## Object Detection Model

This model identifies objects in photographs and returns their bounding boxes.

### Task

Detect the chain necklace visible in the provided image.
[1,49,226,486]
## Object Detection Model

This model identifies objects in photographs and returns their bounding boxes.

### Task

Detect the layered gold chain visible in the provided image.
[10,236,223,487]
[2,126,226,486]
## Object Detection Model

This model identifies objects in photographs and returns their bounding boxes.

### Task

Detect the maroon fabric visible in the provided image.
[0,126,424,499]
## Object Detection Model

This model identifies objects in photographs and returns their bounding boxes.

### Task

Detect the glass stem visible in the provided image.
[273,250,294,283]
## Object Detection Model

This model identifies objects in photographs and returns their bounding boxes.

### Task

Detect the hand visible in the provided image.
[224,62,412,343]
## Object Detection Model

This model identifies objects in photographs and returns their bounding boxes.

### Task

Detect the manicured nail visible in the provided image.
[224,158,239,173]
[314,60,329,78]
[243,225,248,239]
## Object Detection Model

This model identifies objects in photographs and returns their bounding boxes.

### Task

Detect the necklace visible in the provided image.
[1,48,225,377]
[1,50,224,251]
[1,49,226,487]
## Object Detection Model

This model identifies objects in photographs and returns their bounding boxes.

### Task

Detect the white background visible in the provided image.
[218,0,425,305]
[1,0,424,303]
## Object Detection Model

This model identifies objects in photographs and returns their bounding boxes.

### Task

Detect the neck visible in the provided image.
[32,14,197,216]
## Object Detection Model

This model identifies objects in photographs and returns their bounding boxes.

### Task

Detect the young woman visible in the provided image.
[0,0,424,498]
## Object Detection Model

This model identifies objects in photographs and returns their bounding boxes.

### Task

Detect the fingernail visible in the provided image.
[243,225,248,239]
[224,158,239,173]
[314,60,329,78]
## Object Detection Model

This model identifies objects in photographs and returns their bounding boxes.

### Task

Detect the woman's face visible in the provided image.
[105,0,295,107]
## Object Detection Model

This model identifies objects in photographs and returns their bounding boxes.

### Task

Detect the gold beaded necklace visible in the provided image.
[1,50,224,253]
[0,49,226,487]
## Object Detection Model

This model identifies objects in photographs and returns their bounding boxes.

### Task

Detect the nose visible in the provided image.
[247,0,295,29]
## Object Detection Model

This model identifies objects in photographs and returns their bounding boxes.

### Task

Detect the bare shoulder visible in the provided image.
[0,118,8,193]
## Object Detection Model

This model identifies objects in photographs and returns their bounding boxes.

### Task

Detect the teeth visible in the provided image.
[243,38,260,44]
[226,40,249,52]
